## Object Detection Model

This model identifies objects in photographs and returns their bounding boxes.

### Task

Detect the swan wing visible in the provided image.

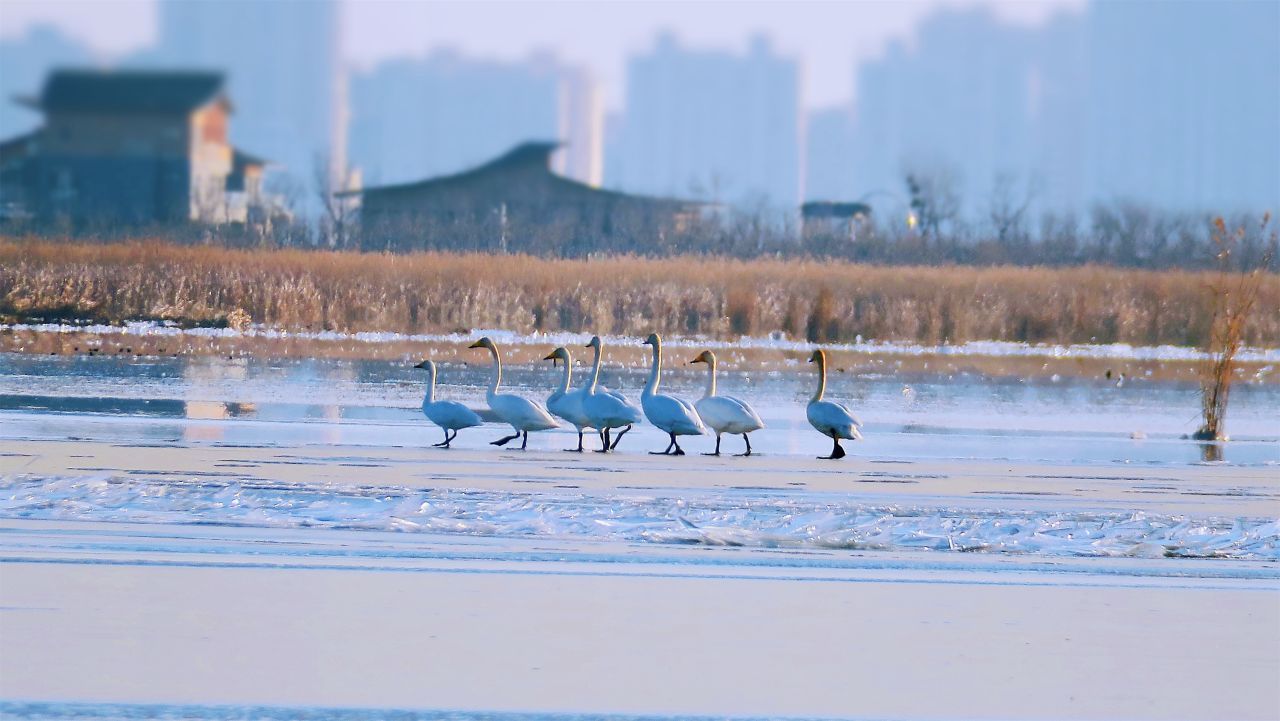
[808,400,862,440]
[643,393,706,435]
[423,400,483,430]
[583,390,643,427]
[696,396,765,434]
[490,393,560,431]
[548,388,592,428]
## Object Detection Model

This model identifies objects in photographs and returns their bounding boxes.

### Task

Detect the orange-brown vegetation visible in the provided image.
[2,238,1278,347]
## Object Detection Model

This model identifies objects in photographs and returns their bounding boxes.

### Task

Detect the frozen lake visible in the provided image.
[1,350,1278,719]
[1,352,1277,465]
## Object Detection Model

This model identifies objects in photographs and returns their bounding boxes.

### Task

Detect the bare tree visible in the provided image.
[904,166,961,242]
[1194,214,1276,441]
[987,173,1037,247]
[313,152,358,249]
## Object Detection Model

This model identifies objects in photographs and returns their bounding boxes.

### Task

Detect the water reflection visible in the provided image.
[1199,443,1225,463]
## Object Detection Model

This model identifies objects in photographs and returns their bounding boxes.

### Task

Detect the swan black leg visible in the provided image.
[651,433,676,455]
[566,429,585,452]
[672,436,686,456]
[433,428,450,447]
[596,429,609,453]
[818,435,846,460]
[703,433,721,456]
[609,424,632,450]
[520,431,529,450]
[736,434,752,457]
[491,432,520,447]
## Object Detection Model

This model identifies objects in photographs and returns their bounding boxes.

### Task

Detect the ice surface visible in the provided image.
[3,474,1275,561]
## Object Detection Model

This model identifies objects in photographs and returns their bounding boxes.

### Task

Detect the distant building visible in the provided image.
[805,108,858,202]
[354,141,702,254]
[1,69,271,229]
[853,9,1036,218]
[801,201,871,240]
[608,33,802,213]
[146,0,345,208]
[348,51,602,190]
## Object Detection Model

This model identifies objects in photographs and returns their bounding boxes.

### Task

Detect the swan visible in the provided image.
[688,350,765,456]
[414,360,483,448]
[468,336,559,449]
[581,335,643,452]
[807,349,863,459]
[640,333,705,455]
[543,346,595,452]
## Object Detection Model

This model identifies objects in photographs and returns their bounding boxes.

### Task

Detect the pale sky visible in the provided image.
[0,0,1084,109]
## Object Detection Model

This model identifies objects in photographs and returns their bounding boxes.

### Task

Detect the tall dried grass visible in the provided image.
[2,238,1278,347]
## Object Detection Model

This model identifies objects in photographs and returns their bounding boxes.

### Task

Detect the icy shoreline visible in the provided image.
[6,320,1280,363]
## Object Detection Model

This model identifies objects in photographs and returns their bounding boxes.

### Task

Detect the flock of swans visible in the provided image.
[416,333,864,460]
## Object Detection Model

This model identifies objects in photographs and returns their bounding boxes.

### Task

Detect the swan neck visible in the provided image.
[812,355,826,403]
[425,364,437,404]
[487,346,501,397]
[644,342,662,396]
[703,357,717,398]
[558,357,572,394]
[588,345,602,392]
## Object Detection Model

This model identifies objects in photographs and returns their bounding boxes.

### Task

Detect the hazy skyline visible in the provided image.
[0,0,1082,110]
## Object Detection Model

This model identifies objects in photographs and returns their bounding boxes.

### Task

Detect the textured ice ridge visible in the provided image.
[2,474,1276,560]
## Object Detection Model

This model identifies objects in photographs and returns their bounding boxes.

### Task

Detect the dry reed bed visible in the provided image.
[3,240,1278,347]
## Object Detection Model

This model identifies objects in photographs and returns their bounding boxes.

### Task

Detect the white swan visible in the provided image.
[640,333,705,455]
[807,349,863,459]
[543,346,594,452]
[414,360,483,448]
[468,337,559,449]
[581,335,643,452]
[688,350,765,456]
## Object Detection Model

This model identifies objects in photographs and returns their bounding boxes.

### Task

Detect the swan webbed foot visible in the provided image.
[491,432,520,447]
[818,437,846,460]
[652,434,677,455]
[735,434,753,457]
[519,431,529,450]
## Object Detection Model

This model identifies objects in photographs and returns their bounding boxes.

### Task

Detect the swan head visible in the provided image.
[642,333,661,347]
[584,335,602,350]
[808,349,825,364]
[688,350,714,365]
[413,360,436,372]
[468,337,496,351]
[543,347,570,367]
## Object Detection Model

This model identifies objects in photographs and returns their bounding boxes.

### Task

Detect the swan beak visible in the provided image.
[688,357,704,364]
[413,361,427,369]
[808,357,815,363]
[542,352,557,360]
[467,341,484,349]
